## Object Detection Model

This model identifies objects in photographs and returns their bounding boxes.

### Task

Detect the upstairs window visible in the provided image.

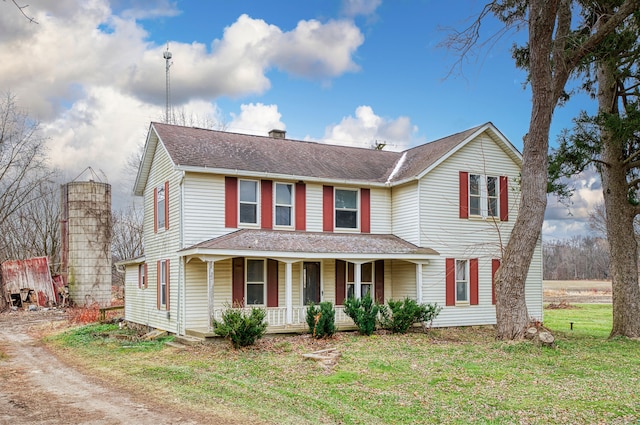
[275,183,293,226]
[469,174,499,218]
[335,188,358,229]
[239,180,259,225]
[154,182,169,232]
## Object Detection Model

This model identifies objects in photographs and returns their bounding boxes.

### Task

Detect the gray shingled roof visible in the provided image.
[154,123,402,183]
[151,122,489,185]
[180,229,439,256]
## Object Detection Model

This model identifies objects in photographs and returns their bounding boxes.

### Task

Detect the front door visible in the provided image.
[303,262,321,305]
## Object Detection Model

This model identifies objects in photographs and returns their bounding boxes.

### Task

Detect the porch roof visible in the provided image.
[179,229,439,262]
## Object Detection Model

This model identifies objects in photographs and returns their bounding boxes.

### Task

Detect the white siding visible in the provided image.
[306,183,323,232]
[414,133,542,327]
[370,187,391,234]
[390,260,416,300]
[130,141,183,333]
[184,259,209,328]
[183,174,226,246]
[391,183,419,245]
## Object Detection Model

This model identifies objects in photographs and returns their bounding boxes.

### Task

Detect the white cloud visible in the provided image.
[228,103,285,136]
[543,169,603,240]
[341,0,382,18]
[320,105,418,150]
[0,1,366,210]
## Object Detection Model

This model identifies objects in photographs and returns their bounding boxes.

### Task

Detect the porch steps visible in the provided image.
[174,334,206,346]
[185,328,216,339]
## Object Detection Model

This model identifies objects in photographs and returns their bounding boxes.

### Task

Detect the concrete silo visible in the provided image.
[60,180,112,307]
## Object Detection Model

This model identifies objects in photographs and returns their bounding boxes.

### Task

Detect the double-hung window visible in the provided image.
[138,264,147,289]
[156,185,166,229]
[346,262,373,299]
[335,188,358,229]
[275,183,293,227]
[239,180,259,225]
[456,259,468,303]
[159,260,168,308]
[469,174,499,218]
[246,259,265,305]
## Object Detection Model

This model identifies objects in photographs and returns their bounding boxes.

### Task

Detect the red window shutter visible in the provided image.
[323,185,334,232]
[335,260,346,305]
[267,259,278,307]
[144,263,148,289]
[138,265,142,289]
[156,260,161,310]
[225,177,238,228]
[295,182,306,230]
[361,188,371,233]
[261,180,273,229]
[445,258,455,306]
[164,181,170,230]
[500,176,509,221]
[374,260,384,304]
[459,171,469,219]
[153,187,158,233]
[166,260,170,310]
[492,259,500,305]
[470,258,479,305]
[232,257,245,307]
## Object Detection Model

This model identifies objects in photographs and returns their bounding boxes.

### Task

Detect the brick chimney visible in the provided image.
[268,129,286,139]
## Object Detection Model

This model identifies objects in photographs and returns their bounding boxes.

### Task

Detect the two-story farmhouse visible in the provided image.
[119,122,543,336]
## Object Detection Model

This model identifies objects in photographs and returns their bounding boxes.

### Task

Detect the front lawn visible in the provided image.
[46,304,640,424]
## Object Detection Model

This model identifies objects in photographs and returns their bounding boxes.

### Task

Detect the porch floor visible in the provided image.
[185,321,357,340]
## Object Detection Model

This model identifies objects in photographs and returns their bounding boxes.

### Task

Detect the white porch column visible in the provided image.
[207,261,215,330]
[285,262,293,325]
[355,262,362,299]
[416,263,423,303]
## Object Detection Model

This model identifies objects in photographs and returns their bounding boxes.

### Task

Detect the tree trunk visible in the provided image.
[598,59,640,339]
[495,0,558,339]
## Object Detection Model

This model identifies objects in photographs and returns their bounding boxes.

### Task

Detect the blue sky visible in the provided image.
[1,0,600,240]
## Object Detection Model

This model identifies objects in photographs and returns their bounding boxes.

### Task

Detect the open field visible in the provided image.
[38,304,639,425]
[543,280,612,304]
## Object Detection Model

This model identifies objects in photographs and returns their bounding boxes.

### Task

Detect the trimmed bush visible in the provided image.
[343,294,380,336]
[212,307,268,348]
[380,298,442,333]
[306,301,336,338]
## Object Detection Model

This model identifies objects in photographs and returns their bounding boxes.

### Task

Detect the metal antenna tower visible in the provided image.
[163,44,173,124]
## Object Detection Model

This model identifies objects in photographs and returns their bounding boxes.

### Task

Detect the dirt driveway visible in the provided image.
[0,309,211,425]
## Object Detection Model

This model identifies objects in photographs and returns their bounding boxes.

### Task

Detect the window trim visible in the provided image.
[155,184,166,231]
[138,263,147,289]
[245,258,266,306]
[455,259,469,304]
[274,182,294,228]
[158,259,169,310]
[468,173,500,219]
[334,187,360,231]
[346,261,374,300]
[238,179,260,226]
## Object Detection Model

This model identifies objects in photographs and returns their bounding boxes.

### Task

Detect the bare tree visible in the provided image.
[111,204,144,261]
[447,0,639,339]
[0,92,57,259]
[0,178,61,267]
[4,0,37,23]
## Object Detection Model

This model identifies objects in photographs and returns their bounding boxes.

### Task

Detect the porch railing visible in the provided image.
[212,305,354,328]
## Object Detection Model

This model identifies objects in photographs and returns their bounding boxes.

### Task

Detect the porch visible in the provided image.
[186,305,356,338]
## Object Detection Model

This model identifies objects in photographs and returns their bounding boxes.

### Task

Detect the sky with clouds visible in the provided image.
[1,0,601,240]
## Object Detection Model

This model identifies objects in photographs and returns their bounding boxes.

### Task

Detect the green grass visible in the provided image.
[46,305,640,425]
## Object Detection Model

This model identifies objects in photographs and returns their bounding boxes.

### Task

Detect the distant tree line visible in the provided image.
[543,236,610,281]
